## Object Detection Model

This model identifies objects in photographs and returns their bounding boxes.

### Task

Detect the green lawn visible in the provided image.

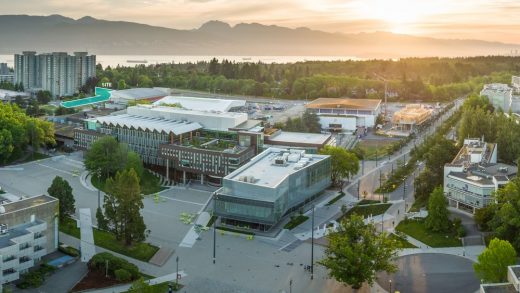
[389,233,417,248]
[396,219,462,247]
[92,170,166,196]
[325,192,345,206]
[356,140,395,160]
[343,203,391,220]
[60,217,159,262]
[284,215,309,230]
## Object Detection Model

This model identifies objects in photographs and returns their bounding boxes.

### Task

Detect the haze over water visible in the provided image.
[0,55,362,68]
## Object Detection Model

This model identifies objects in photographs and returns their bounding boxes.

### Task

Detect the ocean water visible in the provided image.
[0,55,361,68]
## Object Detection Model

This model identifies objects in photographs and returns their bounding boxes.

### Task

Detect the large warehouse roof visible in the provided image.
[94,114,202,135]
[153,96,246,112]
[305,98,381,110]
[111,88,168,100]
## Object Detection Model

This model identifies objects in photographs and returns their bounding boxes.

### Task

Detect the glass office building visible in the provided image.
[215,148,331,231]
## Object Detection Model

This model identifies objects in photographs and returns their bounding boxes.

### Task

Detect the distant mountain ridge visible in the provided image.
[1,14,519,58]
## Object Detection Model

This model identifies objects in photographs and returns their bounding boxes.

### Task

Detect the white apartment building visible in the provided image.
[443,138,517,214]
[0,195,58,290]
[480,83,513,112]
[14,51,96,98]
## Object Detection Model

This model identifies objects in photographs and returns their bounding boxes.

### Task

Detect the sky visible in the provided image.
[3,0,520,43]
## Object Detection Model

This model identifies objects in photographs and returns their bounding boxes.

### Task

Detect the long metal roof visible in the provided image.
[95,114,202,135]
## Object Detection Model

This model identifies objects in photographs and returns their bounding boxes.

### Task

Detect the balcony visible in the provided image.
[19,257,31,263]
[3,255,16,262]
[34,233,44,240]
[34,246,44,252]
[19,243,31,250]
[2,269,16,276]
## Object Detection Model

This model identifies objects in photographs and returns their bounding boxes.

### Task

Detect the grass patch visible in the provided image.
[92,170,166,196]
[206,215,217,227]
[216,226,255,236]
[125,282,183,292]
[389,233,417,248]
[325,192,345,206]
[59,217,159,262]
[284,215,309,230]
[356,140,395,160]
[358,199,381,205]
[343,203,391,219]
[396,219,462,248]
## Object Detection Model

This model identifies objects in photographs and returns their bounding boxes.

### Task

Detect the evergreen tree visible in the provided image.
[425,187,450,232]
[47,176,76,221]
[104,169,147,245]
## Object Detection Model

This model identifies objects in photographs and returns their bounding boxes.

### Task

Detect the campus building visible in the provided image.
[214,148,331,231]
[14,51,96,97]
[391,104,433,132]
[263,129,333,153]
[443,138,517,214]
[107,88,169,109]
[480,83,513,112]
[0,194,58,289]
[480,265,520,292]
[305,97,381,132]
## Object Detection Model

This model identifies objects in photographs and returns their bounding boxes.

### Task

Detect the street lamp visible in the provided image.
[213,193,217,264]
[289,279,293,293]
[389,279,393,293]
[403,177,406,200]
[176,256,179,288]
[96,168,102,209]
[311,205,315,280]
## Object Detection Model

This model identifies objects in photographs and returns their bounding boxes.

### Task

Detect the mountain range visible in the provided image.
[1,15,519,58]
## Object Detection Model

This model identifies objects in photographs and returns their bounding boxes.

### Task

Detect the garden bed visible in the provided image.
[396,219,462,247]
[284,215,309,230]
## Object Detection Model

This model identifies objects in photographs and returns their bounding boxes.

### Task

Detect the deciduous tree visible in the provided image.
[319,146,359,187]
[474,238,517,283]
[319,214,399,290]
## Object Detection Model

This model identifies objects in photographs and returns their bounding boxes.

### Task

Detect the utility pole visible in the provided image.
[311,205,315,280]
[403,178,406,200]
[176,256,179,288]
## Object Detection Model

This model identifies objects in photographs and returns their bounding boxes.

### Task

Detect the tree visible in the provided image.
[474,238,517,283]
[319,214,399,290]
[103,169,147,245]
[125,151,144,179]
[47,176,75,221]
[25,99,40,117]
[96,207,108,230]
[319,146,359,187]
[128,278,153,293]
[487,178,520,252]
[117,79,127,90]
[425,187,450,232]
[84,136,128,179]
[36,90,52,104]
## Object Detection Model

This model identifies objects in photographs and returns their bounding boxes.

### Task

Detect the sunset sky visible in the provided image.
[5,0,520,43]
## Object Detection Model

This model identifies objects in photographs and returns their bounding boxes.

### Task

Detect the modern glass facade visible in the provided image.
[215,149,331,231]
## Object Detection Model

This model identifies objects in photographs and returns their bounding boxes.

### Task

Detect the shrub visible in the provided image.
[88,252,139,280]
[58,245,80,257]
[115,269,132,282]
[17,272,44,289]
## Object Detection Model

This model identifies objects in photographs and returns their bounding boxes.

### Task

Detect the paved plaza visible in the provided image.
[377,253,480,293]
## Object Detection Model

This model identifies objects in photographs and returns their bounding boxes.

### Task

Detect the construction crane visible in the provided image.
[372,72,389,122]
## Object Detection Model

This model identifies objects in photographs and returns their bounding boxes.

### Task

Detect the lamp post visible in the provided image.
[403,177,406,200]
[311,205,315,280]
[357,180,360,200]
[96,168,102,209]
[176,256,179,288]
[213,193,217,264]
[289,279,293,293]
[389,279,393,293]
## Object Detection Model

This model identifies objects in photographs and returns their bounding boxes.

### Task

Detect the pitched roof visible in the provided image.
[305,98,381,110]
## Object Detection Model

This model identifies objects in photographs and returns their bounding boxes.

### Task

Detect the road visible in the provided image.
[346,98,464,209]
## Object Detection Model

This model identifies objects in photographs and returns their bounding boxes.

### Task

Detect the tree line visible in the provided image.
[95,56,519,101]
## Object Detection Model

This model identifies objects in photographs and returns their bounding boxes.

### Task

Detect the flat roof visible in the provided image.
[305,98,381,111]
[267,131,331,145]
[0,220,43,249]
[1,194,57,215]
[112,88,168,100]
[154,96,246,112]
[481,284,517,293]
[130,104,247,119]
[226,147,329,190]
[95,114,202,135]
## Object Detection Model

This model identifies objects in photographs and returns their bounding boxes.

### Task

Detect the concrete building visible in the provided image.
[0,63,9,75]
[0,89,30,103]
[443,138,517,213]
[0,63,14,84]
[513,76,520,92]
[480,265,520,292]
[480,83,513,112]
[215,148,331,231]
[0,194,58,289]
[14,51,96,98]
[391,104,433,132]
[263,129,333,153]
[305,97,381,132]
[153,96,246,112]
